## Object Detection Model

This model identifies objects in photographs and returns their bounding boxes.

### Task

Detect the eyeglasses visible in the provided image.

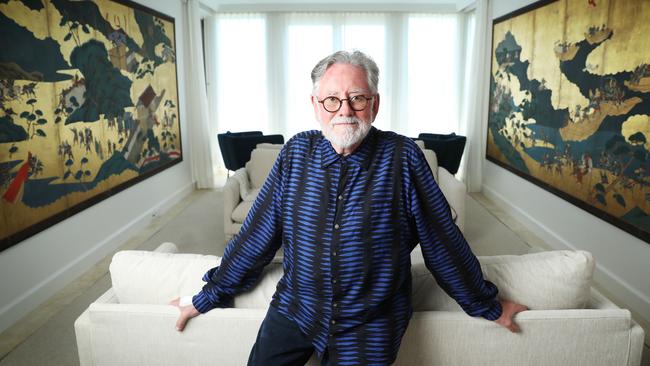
[317,95,374,113]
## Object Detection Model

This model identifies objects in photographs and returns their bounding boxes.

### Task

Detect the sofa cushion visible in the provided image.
[229,169,260,202]
[246,147,281,189]
[110,248,221,305]
[231,223,243,235]
[414,140,439,181]
[421,149,439,182]
[411,250,595,311]
[244,188,261,202]
[232,200,254,224]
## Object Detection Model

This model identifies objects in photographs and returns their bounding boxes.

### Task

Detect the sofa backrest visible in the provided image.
[110,245,595,313]
[110,247,221,305]
[411,250,595,311]
[109,245,281,309]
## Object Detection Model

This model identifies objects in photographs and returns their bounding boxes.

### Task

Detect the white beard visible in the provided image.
[321,116,372,151]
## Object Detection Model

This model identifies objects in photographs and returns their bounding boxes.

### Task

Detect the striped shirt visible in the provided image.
[193,127,502,365]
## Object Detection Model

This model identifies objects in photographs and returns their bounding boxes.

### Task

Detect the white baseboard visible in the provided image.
[0,182,194,334]
[482,184,650,345]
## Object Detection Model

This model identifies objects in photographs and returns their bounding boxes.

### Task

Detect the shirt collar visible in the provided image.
[319,127,377,170]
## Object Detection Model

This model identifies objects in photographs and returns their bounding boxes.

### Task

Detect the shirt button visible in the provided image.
[333,302,338,308]
[334,224,340,229]
[338,195,343,200]
[333,251,338,257]
[332,279,337,284]
[331,320,336,325]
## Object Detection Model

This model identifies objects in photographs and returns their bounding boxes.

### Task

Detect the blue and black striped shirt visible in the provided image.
[193,127,501,365]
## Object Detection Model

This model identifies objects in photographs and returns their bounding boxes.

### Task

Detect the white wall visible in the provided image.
[0,0,194,333]
[485,0,650,336]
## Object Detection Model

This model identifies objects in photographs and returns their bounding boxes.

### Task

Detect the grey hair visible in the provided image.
[311,50,379,95]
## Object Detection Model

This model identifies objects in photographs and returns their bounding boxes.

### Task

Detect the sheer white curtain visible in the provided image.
[215,14,269,133]
[205,11,474,168]
[406,14,463,137]
[284,13,334,136]
[459,0,492,192]
[184,0,215,188]
[203,14,269,178]
[456,10,476,184]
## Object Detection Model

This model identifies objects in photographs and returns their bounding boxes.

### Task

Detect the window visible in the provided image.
[341,15,387,130]
[209,12,471,140]
[286,15,333,136]
[407,14,461,136]
[215,14,268,133]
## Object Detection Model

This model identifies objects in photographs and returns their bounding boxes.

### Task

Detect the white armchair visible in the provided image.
[223,143,283,241]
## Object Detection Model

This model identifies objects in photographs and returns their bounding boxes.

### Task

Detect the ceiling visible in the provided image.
[200,0,474,13]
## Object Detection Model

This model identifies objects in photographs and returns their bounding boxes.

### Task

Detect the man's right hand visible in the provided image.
[170,297,200,332]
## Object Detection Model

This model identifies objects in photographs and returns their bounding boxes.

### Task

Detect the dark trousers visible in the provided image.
[248,305,330,366]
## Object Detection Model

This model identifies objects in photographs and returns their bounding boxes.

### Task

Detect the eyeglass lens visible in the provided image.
[322,96,369,112]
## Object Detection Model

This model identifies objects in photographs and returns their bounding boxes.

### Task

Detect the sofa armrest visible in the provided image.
[74,310,93,366]
[629,321,645,366]
[437,167,466,232]
[75,287,121,365]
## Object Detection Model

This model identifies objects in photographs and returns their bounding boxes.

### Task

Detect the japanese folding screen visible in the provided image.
[0,0,182,250]
[486,0,650,242]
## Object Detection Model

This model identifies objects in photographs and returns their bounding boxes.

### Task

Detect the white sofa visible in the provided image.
[224,141,467,242]
[75,243,644,366]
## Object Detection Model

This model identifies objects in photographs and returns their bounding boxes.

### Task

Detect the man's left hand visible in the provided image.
[494,299,528,333]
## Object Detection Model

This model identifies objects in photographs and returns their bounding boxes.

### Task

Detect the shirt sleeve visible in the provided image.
[406,144,502,321]
[192,147,286,313]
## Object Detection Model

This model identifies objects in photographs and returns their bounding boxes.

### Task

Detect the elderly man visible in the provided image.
[173,50,526,365]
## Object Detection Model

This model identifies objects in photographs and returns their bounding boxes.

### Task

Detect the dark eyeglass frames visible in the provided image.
[317,95,374,113]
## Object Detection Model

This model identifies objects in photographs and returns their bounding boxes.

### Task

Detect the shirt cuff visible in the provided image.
[192,291,216,313]
[482,300,503,321]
